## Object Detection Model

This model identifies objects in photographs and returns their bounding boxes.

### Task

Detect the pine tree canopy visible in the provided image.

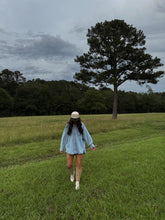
[74,19,164,88]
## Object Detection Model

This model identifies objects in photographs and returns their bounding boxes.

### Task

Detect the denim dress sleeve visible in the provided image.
[82,123,94,149]
[60,124,68,152]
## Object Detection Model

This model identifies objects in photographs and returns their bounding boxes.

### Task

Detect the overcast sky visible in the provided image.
[0,0,165,92]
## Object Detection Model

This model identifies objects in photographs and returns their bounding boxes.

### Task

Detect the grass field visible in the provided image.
[0,113,165,219]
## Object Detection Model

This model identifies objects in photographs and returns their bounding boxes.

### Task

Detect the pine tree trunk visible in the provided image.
[112,84,118,119]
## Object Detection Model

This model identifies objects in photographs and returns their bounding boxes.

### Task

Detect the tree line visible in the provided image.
[0,69,165,117]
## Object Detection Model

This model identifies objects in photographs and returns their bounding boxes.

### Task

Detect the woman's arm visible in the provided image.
[60,124,68,152]
[82,123,95,149]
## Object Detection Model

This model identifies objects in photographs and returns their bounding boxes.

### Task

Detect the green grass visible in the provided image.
[0,113,165,219]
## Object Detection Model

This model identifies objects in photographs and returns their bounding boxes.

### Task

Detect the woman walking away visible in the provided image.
[60,111,96,190]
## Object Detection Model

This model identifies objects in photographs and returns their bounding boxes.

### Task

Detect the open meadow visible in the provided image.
[0,113,165,219]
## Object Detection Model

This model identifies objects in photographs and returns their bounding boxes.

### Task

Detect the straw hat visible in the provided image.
[71,111,80,121]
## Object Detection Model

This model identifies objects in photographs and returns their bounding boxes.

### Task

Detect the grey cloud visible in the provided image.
[141,22,165,35]
[10,56,79,81]
[57,63,79,81]
[73,25,87,34]
[146,36,165,53]
[0,39,7,57]
[22,65,46,74]
[0,40,7,44]
[21,65,52,80]
[1,33,80,60]
[0,0,165,92]
[156,0,165,12]
[0,28,7,34]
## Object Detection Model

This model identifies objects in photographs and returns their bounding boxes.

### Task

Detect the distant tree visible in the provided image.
[160,93,165,112]
[74,19,164,119]
[78,88,107,114]
[0,69,26,96]
[0,88,13,116]
[14,79,89,116]
[51,80,88,114]
[118,91,137,113]
[14,80,53,116]
[99,87,113,113]
[146,92,165,112]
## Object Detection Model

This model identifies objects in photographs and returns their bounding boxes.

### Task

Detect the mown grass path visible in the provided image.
[0,113,165,219]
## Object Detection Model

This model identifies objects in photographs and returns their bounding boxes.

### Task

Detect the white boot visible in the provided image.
[75,181,80,190]
[70,171,75,182]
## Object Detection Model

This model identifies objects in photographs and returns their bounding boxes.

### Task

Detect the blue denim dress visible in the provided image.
[60,122,94,155]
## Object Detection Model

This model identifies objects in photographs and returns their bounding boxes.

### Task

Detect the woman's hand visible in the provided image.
[60,151,63,154]
[92,145,97,151]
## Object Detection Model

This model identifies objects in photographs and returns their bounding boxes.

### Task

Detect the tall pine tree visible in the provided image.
[74,19,164,119]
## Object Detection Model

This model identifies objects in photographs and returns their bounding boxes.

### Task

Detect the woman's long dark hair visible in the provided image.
[67,118,83,135]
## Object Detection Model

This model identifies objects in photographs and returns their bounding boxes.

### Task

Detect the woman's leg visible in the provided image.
[76,154,83,182]
[66,153,74,175]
